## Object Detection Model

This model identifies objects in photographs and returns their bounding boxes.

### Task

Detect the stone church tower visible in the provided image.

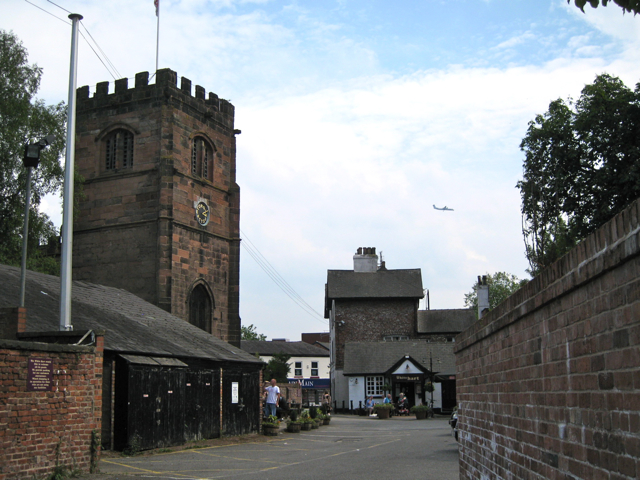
[72,69,241,346]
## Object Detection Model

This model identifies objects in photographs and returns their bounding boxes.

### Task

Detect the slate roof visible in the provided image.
[241,340,329,357]
[0,264,261,364]
[417,309,476,334]
[326,269,424,299]
[343,340,456,375]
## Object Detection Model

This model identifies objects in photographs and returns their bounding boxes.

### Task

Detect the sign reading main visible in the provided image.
[288,378,330,389]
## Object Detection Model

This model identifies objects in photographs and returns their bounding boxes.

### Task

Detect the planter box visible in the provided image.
[287,423,302,433]
[323,418,331,425]
[301,423,313,431]
[414,410,427,420]
[263,425,279,436]
[376,408,391,419]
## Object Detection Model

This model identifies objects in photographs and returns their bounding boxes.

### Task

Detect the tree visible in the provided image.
[569,0,640,15]
[0,30,66,274]
[517,74,640,275]
[264,353,291,383]
[464,272,528,316]
[241,324,267,341]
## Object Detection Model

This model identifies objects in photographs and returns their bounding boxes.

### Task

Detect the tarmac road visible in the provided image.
[83,414,459,480]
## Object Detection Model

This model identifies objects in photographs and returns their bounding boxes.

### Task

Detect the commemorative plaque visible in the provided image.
[27,357,53,392]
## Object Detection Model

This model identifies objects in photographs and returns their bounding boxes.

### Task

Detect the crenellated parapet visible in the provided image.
[76,68,234,129]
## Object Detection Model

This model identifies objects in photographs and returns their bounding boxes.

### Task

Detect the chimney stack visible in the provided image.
[477,275,489,319]
[353,247,378,272]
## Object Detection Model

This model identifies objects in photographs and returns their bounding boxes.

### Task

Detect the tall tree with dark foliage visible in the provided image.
[518,74,640,274]
[0,30,66,274]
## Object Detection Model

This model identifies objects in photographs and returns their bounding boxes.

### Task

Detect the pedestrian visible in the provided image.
[323,393,332,414]
[365,395,374,416]
[264,378,280,418]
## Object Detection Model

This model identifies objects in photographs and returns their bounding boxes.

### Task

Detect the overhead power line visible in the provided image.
[240,230,327,325]
[24,0,121,80]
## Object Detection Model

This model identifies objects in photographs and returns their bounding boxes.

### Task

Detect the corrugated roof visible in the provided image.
[0,264,262,364]
[343,340,456,375]
[416,309,476,334]
[240,340,329,357]
[326,269,424,299]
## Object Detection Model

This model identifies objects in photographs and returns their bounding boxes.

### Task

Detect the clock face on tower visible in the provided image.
[195,201,210,226]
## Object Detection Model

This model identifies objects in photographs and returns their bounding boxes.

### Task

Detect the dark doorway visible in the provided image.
[189,284,212,333]
[393,381,416,407]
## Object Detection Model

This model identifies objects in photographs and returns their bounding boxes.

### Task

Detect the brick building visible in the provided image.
[0,265,263,453]
[72,69,241,346]
[241,339,330,406]
[325,247,475,412]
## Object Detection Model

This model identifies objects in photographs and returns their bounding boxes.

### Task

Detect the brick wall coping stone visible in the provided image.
[0,338,96,354]
[455,198,640,353]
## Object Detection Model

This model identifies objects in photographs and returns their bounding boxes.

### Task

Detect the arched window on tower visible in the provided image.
[191,136,214,182]
[189,283,213,333]
[104,128,134,171]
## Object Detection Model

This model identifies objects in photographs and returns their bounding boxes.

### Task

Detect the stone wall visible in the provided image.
[334,298,417,369]
[0,336,103,480]
[455,199,640,480]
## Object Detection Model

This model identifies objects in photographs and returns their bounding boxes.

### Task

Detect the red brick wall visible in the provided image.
[455,199,640,480]
[0,337,103,480]
[73,69,241,345]
[334,298,417,369]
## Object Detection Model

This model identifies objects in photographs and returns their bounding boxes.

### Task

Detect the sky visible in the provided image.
[4,0,640,340]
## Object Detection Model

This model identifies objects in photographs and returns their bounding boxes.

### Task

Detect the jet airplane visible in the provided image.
[433,205,454,211]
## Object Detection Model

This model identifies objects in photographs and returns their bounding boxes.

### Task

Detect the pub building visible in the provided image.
[341,343,457,413]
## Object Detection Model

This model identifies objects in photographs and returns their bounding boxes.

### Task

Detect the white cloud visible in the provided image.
[4,0,640,340]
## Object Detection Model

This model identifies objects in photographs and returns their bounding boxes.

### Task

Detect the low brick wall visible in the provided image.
[455,199,640,480]
[0,337,103,480]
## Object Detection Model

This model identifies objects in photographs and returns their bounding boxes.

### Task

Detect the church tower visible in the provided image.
[72,69,241,346]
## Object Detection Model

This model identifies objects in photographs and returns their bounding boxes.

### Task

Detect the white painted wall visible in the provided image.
[347,376,366,409]
[259,354,329,379]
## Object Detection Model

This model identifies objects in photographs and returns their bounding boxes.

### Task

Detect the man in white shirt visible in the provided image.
[265,378,280,417]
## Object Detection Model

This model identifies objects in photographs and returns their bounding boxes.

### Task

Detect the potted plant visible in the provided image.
[424,381,435,393]
[300,410,313,431]
[286,410,302,433]
[309,406,320,428]
[263,415,280,436]
[410,404,432,420]
[322,413,331,425]
[373,403,394,419]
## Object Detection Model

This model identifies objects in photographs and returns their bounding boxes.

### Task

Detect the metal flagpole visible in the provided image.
[59,13,83,332]
[155,0,160,72]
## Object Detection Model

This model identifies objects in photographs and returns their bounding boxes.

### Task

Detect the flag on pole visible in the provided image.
[154,0,159,16]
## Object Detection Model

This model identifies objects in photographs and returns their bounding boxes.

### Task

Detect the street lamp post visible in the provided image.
[19,135,55,307]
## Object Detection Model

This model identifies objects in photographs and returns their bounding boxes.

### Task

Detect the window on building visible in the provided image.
[311,361,318,377]
[191,136,214,181]
[295,362,302,377]
[366,376,384,396]
[383,335,409,342]
[189,284,212,333]
[105,129,134,170]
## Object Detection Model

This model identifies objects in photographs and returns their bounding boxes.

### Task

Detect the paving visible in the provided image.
[82,414,459,480]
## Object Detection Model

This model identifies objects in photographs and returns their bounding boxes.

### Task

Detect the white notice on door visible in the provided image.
[232,382,239,403]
